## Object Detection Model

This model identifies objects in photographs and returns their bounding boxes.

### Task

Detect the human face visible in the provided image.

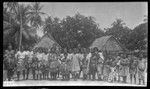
[8,45,12,50]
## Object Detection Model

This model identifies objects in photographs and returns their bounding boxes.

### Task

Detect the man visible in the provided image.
[86,48,92,79]
[82,48,88,80]
[36,50,43,80]
[60,52,69,80]
[78,48,84,79]
[24,54,30,80]
[137,54,146,85]
[129,54,138,84]
[31,52,38,80]
[5,44,16,81]
[97,50,104,81]
[15,48,27,80]
[66,49,73,79]
[89,47,99,80]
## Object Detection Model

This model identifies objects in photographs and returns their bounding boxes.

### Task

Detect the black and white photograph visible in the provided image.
[3,2,148,86]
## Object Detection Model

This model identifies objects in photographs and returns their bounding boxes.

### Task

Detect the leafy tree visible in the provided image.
[44,13,105,49]
[105,18,132,50]
[128,22,148,50]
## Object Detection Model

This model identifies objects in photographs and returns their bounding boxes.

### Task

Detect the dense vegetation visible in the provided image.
[3,2,148,52]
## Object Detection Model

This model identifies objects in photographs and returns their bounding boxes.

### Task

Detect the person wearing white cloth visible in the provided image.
[71,48,80,80]
[15,49,26,80]
[78,48,84,79]
[66,49,73,78]
[137,54,146,85]
[97,50,104,81]
[86,48,92,79]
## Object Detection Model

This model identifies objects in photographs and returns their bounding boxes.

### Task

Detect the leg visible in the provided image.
[93,72,96,80]
[139,79,141,85]
[17,71,20,81]
[79,68,82,79]
[7,70,11,81]
[23,70,25,80]
[32,70,35,80]
[26,69,29,80]
[89,73,91,80]
[134,74,136,84]
[125,76,127,83]
[130,74,132,84]
[57,70,60,78]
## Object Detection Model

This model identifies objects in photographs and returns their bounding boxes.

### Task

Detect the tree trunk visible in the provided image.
[19,9,23,51]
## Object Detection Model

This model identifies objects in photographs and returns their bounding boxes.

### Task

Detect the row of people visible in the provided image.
[3,45,147,85]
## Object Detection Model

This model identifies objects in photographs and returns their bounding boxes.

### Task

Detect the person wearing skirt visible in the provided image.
[119,54,129,83]
[137,55,146,85]
[103,61,111,82]
[82,53,88,80]
[71,48,80,80]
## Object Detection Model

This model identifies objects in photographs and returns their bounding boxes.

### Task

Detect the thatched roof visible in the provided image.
[34,33,60,50]
[90,35,126,52]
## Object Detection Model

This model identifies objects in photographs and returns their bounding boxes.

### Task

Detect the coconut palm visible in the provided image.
[3,2,37,50]
[29,2,46,28]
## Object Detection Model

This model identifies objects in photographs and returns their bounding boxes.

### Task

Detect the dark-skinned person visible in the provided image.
[89,47,99,80]
[71,48,81,81]
[4,44,15,81]
[119,54,129,83]
[137,54,146,85]
[15,47,26,81]
[78,48,84,79]
[128,54,138,84]
[66,48,73,79]
[81,48,89,80]
[97,50,104,81]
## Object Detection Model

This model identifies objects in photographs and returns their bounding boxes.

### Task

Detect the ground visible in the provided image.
[3,79,146,86]
[3,72,147,86]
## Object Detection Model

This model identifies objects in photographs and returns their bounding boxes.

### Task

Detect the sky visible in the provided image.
[34,2,148,37]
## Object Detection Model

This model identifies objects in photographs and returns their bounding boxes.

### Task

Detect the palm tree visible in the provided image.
[3,2,37,50]
[29,2,46,28]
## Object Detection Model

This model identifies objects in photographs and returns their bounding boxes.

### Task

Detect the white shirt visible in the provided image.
[86,53,91,61]
[44,54,48,61]
[67,53,73,60]
[60,54,65,61]
[15,51,26,59]
[37,53,43,60]
[99,52,104,60]
[86,53,92,67]
[78,53,84,61]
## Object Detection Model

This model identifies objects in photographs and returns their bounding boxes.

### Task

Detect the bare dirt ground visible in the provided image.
[3,72,147,86]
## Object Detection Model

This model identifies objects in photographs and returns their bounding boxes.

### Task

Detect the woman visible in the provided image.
[60,53,68,80]
[49,47,60,80]
[108,56,118,83]
[119,54,129,83]
[103,59,111,81]
[71,48,80,80]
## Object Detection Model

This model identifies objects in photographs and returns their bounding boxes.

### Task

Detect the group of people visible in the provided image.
[3,44,147,85]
